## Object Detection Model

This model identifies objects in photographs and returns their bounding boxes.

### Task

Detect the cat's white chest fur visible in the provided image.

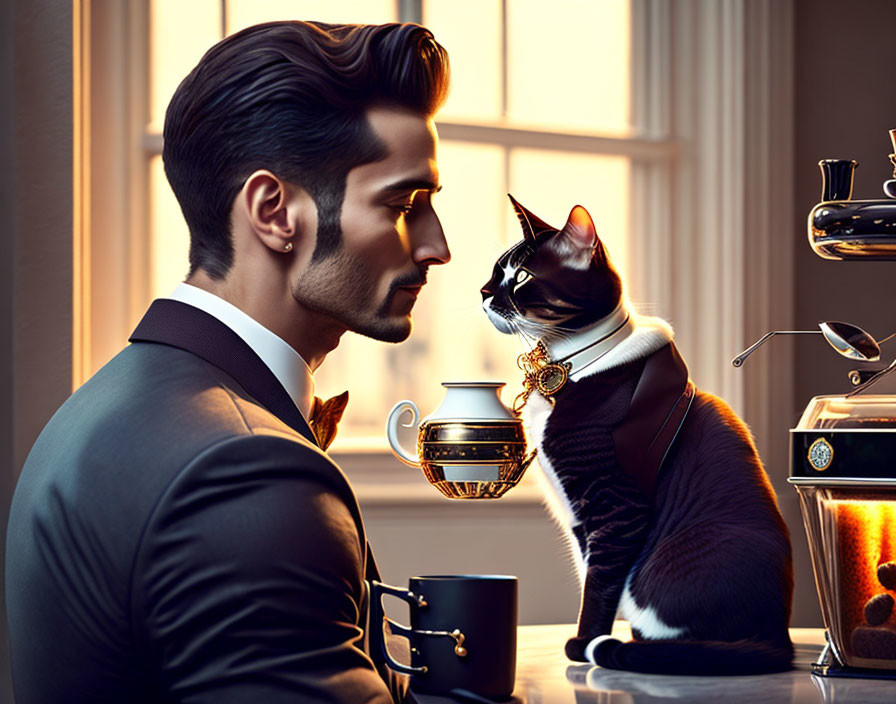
[523,393,587,581]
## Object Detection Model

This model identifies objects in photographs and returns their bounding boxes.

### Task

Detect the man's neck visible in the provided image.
[184,270,345,370]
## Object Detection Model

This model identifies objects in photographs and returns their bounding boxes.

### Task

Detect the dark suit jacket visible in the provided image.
[6,299,409,703]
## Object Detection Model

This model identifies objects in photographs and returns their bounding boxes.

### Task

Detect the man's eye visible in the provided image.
[393,203,414,214]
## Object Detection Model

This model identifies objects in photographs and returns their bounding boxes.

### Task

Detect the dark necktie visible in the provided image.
[308,391,349,450]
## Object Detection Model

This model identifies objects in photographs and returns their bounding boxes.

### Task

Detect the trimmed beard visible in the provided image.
[292,245,424,344]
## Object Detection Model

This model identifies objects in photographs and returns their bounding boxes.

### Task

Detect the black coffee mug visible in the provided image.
[369,575,518,701]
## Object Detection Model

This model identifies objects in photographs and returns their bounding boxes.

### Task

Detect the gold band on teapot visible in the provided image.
[416,420,536,499]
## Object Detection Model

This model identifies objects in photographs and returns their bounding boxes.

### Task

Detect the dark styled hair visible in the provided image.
[162,21,450,279]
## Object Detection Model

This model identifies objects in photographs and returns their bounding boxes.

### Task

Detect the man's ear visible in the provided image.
[242,170,309,253]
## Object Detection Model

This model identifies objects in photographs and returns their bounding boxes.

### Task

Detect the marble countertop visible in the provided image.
[505,622,894,704]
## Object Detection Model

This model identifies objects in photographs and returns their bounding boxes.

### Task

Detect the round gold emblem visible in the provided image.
[807,437,834,472]
[535,363,569,395]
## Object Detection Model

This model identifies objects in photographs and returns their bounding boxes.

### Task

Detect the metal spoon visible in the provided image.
[732,321,880,368]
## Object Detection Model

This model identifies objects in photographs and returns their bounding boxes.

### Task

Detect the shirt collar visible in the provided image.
[166,283,315,420]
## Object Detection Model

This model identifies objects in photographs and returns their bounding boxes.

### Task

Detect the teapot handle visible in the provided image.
[386,400,421,467]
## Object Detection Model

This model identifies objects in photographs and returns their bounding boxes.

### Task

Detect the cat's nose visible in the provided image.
[480,286,493,300]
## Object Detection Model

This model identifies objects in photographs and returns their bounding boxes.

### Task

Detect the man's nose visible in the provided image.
[411,212,451,266]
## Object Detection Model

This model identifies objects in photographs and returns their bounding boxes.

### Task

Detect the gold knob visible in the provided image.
[451,629,467,657]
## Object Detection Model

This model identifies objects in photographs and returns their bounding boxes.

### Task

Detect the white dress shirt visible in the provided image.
[166,283,315,421]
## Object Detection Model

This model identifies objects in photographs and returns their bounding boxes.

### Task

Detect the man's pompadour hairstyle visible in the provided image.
[162,21,450,279]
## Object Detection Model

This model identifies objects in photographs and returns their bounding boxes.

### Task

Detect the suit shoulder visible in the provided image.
[133,433,368,616]
[142,435,364,567]
[161,432,360,524]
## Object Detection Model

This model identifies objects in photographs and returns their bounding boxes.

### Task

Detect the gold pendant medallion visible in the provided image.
[535,363,569,395]
[513,342,571,413]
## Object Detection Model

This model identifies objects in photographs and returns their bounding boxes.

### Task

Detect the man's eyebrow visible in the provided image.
[380,178,442,194]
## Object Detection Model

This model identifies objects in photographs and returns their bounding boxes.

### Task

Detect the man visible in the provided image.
[7,21,450,703]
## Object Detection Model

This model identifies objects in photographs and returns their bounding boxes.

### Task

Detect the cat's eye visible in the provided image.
[514,270,532,286]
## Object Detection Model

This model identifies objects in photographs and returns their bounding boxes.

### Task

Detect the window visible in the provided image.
[85,0,721,488]
[120,0,645,454]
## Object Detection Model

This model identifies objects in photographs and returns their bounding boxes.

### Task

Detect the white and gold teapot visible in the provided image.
[386,382,536,499]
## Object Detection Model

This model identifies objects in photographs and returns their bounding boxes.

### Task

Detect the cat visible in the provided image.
[481,195,794,675]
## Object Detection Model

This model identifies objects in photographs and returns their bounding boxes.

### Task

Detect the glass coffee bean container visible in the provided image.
[790,394,896,677]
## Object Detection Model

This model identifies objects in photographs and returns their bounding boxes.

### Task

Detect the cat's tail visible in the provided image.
[568,635,794,675]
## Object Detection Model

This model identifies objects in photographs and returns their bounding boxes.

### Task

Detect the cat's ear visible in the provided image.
[508,194,556,242]
[560,205,598,251]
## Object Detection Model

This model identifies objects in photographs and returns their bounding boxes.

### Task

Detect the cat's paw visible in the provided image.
[566,635,621,664]
[564,636,592,662]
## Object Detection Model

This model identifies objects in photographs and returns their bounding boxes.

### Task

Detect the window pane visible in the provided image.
[150,0,222,131]
[149,156,191,299]
[507,0,631,134]
[508,150,629,281]
[316,141,522,449]
[423,0,502,122]
[226,0,396,34]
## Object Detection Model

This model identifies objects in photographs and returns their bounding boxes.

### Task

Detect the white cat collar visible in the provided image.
[514,306,635,411]
[546,305,636,381]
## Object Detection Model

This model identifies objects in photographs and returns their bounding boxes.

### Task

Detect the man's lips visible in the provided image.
[397,285,423,299]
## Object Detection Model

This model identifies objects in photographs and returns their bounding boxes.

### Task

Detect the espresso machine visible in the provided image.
[789,129,896,679]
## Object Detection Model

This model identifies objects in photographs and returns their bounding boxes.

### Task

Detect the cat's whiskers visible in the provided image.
[487,297,580,351]
[512,322,543,347]
[514,318,572,345]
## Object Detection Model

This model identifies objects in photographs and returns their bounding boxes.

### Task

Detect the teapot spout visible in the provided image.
[819,159,858,201]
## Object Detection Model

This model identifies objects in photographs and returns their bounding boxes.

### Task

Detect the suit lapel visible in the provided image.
[129,299,318,446]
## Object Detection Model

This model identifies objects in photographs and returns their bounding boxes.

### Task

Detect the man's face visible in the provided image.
[292,107,450,343]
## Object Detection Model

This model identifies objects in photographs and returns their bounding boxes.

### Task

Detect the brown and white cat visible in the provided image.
[481,196,794,675]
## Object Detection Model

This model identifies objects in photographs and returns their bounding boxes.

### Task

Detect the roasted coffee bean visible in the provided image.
[865,593,895,625]
[878,562,896,590]
[852,626,896,660]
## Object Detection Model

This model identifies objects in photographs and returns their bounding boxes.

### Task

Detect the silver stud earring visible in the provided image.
[284,241,293,253]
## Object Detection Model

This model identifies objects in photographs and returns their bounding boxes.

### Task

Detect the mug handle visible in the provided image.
[369,580,429,675]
